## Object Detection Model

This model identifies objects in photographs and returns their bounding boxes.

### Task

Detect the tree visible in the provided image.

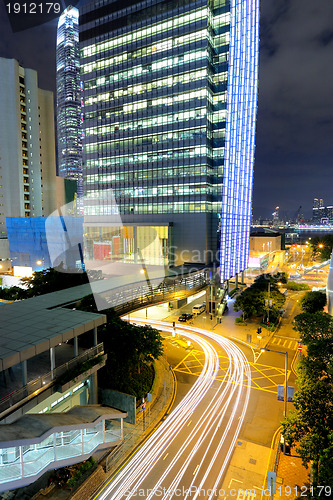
[20,266,89,297]
[282,312,333,490]
[310,235,333,261]
[78,295,164,398]
[299,291,326,314]
[233,273,286,322]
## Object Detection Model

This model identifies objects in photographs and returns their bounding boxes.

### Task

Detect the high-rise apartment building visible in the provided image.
[79,0,259,282]
[56,6,83,204]
[0,58,57,240]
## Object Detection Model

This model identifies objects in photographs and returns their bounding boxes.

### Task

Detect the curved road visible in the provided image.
[95,319,252,500]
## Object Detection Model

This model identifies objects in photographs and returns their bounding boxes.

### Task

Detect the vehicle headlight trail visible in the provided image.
[96,319,251,500]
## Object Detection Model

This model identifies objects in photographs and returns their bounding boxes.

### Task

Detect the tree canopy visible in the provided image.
[299,291,327,314]
[234,273,286,322]
[78,295,164,398]
[282,312,333,489]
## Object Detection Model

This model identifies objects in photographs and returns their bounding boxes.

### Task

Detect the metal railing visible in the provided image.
[0,343,104,416]
[112,270,209,314]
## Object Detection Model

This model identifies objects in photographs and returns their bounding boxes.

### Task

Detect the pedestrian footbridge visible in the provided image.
[0,405,127,492]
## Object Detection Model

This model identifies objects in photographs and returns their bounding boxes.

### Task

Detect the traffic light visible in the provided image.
[257,327,262,334]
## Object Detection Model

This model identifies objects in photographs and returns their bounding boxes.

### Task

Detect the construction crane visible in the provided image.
[294,205,303,224]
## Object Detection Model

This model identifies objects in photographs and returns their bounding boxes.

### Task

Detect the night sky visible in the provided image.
[1,0,333,220]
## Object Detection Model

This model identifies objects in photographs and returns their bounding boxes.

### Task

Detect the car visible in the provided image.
[192,304,206,315]
[178,313,193,322]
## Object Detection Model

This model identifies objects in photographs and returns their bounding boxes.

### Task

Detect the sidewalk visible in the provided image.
[31,357,175,500]
[268,432,310,500]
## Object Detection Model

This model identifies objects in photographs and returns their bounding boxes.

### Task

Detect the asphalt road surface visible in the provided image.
[94,319,252,500]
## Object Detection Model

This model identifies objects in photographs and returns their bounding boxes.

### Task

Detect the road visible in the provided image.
[94,320,252,499]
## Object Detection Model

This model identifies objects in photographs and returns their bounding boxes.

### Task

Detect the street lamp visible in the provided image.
[261,347,288,454]
[36,258,45,269]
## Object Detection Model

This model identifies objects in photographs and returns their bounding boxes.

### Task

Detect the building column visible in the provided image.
[241,271,245,284]
[74,336,78,357]
[88,373,98,404]
[21,360,27,387]
[20,445,24,478]
[50,347,55,379]
[235,274,239,288]
[93,327,98,347]
[121,417,123,439]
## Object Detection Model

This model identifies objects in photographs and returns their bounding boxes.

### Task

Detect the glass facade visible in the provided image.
[56,7,83,204]
[219,0,259,281]
[0,418,122,492]
[79,0,259,274]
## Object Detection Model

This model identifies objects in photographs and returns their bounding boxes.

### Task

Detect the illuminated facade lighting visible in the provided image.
[219,0,259,282]
[79,0,259,277]
[56,6,83,205]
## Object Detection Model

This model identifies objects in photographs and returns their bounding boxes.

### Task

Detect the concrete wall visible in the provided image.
[99,389,136,425]
[249,235,281,253]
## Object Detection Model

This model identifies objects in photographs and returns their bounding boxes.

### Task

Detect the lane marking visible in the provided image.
[187,420,192,427]
[163,453,169,460]
[193,464,199,475]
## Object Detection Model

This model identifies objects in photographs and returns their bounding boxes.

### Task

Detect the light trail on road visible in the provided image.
[95,319,251,500]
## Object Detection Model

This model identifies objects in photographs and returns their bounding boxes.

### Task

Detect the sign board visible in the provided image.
[277,385,284,401]
[146,393,153,402]
[287,386,295,402]
[267,471,277,494]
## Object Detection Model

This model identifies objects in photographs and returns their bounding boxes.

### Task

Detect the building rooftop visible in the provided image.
[0,285,106,371]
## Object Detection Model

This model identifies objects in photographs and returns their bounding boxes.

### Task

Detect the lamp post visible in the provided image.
[261,347,288,454]
[36,258,45,269]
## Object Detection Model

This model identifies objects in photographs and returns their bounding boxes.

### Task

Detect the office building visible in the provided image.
[0,58,58,241]
[312,197,325,223]
[0,288,127,492]
[79,0,259,282]
[56,6,83,205]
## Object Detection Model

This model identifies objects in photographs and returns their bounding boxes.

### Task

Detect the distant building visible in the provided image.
[312,197,325,223]
[0,58,58,241]
[272,206,279,226]
[56,6,82,206]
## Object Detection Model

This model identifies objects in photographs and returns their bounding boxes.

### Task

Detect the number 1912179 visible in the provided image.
[6,3,61,14]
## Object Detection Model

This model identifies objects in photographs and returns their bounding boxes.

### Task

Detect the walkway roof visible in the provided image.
[0,285,106,372]
[0,404,127,447]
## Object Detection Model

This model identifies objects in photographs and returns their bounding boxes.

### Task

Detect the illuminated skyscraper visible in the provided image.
[56,6,83,205]
[79,0,259,281]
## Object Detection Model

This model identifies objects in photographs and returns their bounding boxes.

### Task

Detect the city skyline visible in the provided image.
[1,0,333,219]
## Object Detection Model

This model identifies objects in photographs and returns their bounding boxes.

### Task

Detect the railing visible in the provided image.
[0,343,104,417]
[105,356,174,473]
[112,270,209,315]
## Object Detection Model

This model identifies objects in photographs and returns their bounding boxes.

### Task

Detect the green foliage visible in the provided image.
[0,266,91,301]
[56,355,104,386]
[78,295,163,399]
[0,285,27,301]
[285,282,309,291]
[311,235,333,261]
[21,265,89,297]
[67,457,96,489]
[283,312,333,488]
[233,273,286,322]
[299,291,326,314]
[235,317,246,325]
